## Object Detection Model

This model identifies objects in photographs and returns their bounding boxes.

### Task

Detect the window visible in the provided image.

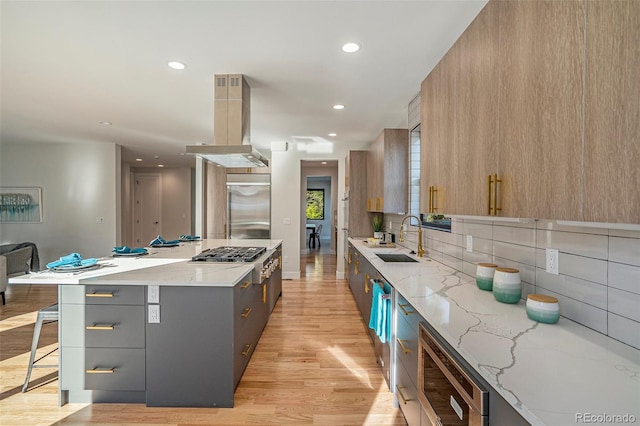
[306,189,324,220]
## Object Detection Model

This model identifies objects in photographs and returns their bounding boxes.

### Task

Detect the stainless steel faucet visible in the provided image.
[399,215,425,257]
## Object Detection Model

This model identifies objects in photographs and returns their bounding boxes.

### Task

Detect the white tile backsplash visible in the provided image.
[608,313,640,350]
[419,215,640,349]
[536,229,609,260]
[608,262,640,295]
[609,236,640,267]
[608,287,640,322]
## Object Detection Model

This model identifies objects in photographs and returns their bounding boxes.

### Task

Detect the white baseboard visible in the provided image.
[283,271,301,280]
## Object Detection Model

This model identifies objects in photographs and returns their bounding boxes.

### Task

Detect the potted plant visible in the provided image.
[372,214,383,239]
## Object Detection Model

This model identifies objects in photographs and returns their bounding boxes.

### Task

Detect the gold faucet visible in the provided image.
[399,215,425,257]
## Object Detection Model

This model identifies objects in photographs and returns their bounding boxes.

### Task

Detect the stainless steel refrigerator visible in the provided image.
[227,173,271,239]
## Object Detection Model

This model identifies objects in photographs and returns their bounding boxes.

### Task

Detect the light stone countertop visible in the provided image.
[349,238,640,426]
[9,239,281,287]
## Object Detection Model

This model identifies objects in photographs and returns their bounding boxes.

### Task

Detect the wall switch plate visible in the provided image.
[283,217,291,225]
[283,255,289,264]
[148,305,160,323]
[466,235,473,252]
[148,285,160,303]
[388,221,392,230]
[95,217,105,224]
[546,248,559,275]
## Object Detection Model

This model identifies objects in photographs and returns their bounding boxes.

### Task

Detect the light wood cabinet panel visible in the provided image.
[453,0,500,216]
[497,0,584,220]
[420,72,437,215]
[346,151,372,238]
[367,129,408,214]
[584,0,640,224]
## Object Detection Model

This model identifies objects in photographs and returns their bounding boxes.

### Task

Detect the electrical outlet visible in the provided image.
[283,255,289,264]
[388,221,392,230]
[148,305,160,323]
[546,248,559,275]
[283,217,291,225]
[95,217,105,224]
[148,285,160,303]
[466,235,473,252]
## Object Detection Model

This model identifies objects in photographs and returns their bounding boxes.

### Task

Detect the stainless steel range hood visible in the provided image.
[186,74,269,168]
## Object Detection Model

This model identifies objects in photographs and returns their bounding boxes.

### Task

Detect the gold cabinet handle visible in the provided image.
[493,173,502,215]
[431,187,438,212]
[86,368,115,374]
[240,307,252,318]
[428,186,433,213]
[487,174,493,215]
[241,281,251,289]
[398,303,415,316]
[395,385,412,404]
[86,325,115,330]
[85,292,113,298]
[367,198,372,211]
[241,343,252,357]
[365,274,370,293]
[348,250,352,264]
[262,283,267,303]
[397,338,411,354]
[354,259,360,276]
[278,255,282,270]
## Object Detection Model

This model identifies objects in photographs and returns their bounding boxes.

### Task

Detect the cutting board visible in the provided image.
[362,241,396,248]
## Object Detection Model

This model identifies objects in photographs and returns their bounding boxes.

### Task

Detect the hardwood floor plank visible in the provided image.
[0,250,405,425]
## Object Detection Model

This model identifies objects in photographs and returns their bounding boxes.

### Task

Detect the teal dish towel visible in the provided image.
[368,282,392,343]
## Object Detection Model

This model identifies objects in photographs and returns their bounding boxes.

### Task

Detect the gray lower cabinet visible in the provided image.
[60,269,270,407]
[395,357,421,426]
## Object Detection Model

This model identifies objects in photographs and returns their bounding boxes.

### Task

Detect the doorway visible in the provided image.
[133,173,162,246]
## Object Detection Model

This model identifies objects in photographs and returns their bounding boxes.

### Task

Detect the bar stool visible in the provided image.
[22,303,59,393]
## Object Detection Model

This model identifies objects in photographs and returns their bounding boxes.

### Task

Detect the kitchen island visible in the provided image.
[349,238,640,426]
[10,239,283,407]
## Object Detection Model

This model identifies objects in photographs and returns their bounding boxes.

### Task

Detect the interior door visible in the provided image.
[134,174,162,246]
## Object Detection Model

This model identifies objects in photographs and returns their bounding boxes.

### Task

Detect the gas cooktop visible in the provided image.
[192,246,266,263]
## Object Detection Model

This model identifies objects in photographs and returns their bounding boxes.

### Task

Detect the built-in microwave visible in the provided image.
[418,323,488,426]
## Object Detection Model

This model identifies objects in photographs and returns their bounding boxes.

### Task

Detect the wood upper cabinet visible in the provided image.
[346,151,372,238]
[583,0,640,224]
[420,59,457,215]
[497,0,584,220]
[453,0,499,216]
[366,129,409,214]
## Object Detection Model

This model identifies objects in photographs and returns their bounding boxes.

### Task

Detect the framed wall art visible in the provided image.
[0,187,43,223]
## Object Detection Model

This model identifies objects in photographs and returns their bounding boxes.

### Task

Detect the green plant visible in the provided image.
[372,214,383,232]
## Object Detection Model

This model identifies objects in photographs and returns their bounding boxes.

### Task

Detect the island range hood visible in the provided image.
[186,74,269,168]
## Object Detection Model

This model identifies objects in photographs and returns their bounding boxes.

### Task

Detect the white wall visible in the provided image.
[271,141,371,279]
[0,142,120,266]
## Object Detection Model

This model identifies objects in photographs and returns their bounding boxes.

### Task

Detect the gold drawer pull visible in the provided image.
[397,338,411,354]
[395,385,412,404]
[241,343,252,357]
[85,292,113,298]
[86,367,115,374]
[365,274,370,293]
[86,325,115,330]
[262,283,267,303]
[241,281,251,289]
[398,303,416,316]
[241,307,252,318]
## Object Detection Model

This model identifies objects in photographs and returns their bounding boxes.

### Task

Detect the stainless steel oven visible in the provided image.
[418,323,488,426]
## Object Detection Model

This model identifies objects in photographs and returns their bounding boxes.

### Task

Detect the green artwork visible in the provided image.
[306,189,324,220]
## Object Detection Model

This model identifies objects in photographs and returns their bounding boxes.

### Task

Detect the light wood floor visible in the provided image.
[0,249,406,425]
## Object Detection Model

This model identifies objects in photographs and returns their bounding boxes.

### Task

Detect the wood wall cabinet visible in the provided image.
[584,0,640,224]
[419,0,640,222]
[497,0,584,219]
[345,151,372,238]
[366,128,409,214]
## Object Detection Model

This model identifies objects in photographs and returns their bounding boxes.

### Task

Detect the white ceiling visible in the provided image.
[1,0,487,168]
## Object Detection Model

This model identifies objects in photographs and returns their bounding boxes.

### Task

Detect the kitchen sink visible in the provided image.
[375,253,418,263]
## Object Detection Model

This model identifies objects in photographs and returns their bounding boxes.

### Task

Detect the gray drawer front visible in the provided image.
[85,305,145,348]
[84,285,144,305]
[396,311,419,386]
[85,348,145,391]
[396,293,420,333]
[395,360,421,426]
[233,274,256,310]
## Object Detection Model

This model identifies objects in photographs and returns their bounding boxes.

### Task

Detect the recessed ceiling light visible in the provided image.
[154,155,160,159]
[333,104,345,110]
[168,61,186,70]
[99,121,112,125]
[342,42,360,53]
[328,133,337,137]
[135,158,143,162]
[158,164,164,168]
[321,161,328,165]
